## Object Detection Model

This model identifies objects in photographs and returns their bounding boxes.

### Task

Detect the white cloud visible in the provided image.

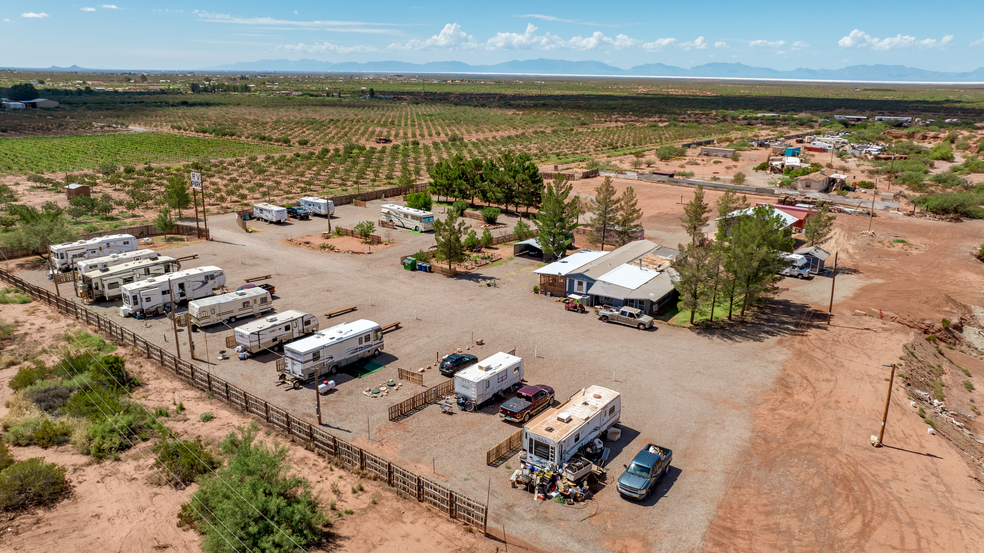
[714,41,728,48]
[749,39,786,48]
[81,7,96,12]
[643,38,676,51]
[101,4,120,9]
[777,50,786,55]
[22,12,49,18]
[680,36,707,50]
[791,41,809,50]
[193,11,400,34]
[972,33,984,47]
[838,29,953,51]
[294,11,298,15]
[518,14,575,24]
[280,42,377,54]
[566,31,640,50]
[3,18,10,22]
[391,23,478,50]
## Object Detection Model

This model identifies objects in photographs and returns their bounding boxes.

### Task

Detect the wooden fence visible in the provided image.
[334,227,383,246]
[0,267,486,531]
[397,368,424,386]
[388,379,455,421]
[486,429,523,466]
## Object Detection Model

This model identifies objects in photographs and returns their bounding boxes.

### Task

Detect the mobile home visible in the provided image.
[522,385,621,470]
[282,319,383,381]
[188,287,273,328]
[380,204,435,232]
[75,249,160,275]
[119,266,225,317]
[299,197,335,217]
[49,234,137,272]
[234,310,319,354]
[253,203,287,224]
[454,352,525,406]
[78,255,179,302]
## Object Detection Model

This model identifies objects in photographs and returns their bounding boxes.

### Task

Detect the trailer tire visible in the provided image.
[328,364,339,375]
[229,316,237,323]
[414,226,420,232]
[600,316,609,323]
[292,380,301,390]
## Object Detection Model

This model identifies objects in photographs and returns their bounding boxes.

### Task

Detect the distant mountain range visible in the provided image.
[8,60,984,83]
[203,59,984,83]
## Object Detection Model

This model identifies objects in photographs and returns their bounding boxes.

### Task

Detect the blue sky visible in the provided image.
[2,1,983,71]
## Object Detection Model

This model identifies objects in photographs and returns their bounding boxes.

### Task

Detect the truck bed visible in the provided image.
[499,397,531,417]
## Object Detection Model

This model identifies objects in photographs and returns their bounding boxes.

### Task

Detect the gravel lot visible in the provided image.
[18,199,795,553]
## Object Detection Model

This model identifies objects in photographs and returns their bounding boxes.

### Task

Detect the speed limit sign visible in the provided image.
[190,172,203,190]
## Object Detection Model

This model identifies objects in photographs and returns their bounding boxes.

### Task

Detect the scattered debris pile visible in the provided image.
[877,294,977,346]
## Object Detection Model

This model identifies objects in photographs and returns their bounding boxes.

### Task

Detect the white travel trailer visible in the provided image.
[299,197,335,217]
[188,287,273,328]
[119,266,225,318]
[522,385,622,470]
[75,249,160,275]
[253,203,287,224]
[234,310,320,354]
[380,204,434,232]
[454,352,525,406]
[282,319,383,384]
[78,255,179,302]
[49,234,137,272]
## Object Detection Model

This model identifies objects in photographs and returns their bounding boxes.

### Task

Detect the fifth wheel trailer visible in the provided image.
[78,255,179,302]
[49,234,137,272]
[522,385,621,471]
[234,310,320,354]
[188,287,273,328]
[119,266,225,318]
[282,319,383,385]
[75,249,160,275]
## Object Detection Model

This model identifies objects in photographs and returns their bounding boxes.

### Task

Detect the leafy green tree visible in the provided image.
[66,196,98,220]
[480,207,500,225]
[681,185,711,246]
[673,242,715,325]
[153,207,176,234]
[353,221,375,252]
[728,206,795,318]
[513,219,533,240]
[656,145,686,161]
[163,177,193,219]
[97,162,119,176]
[6,83,38,101]
[0,184,18,211]
[713,189,750,320]
[464,229,479,250]
[3,203,77,253]
[405,192,432,211]
[95,194,115,216]
[613,186,643,246]
[432,209,468,272]
[480,227,494,248]
[803,202,835,247]
[178,424,328,553]
[534,176,580,261]
[588,176,619,251]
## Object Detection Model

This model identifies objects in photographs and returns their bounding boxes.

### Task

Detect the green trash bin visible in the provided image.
[403,257,416,271]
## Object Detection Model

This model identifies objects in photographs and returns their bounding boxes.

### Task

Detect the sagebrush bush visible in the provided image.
[153,436,219,488]
[8,359,50,391]
[80,409,151,460]
[25,384,73,414]
[0,458,69,511]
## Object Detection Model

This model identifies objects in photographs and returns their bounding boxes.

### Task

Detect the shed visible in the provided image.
[65,183,91,199]
[650,170,675,177]
[22,98,59,109]
[793,245,831,275]
[784,147,801,156]
[796,174,827,192]
[700,147,736,158]
[513,238,543,258]
[1,98,25,109]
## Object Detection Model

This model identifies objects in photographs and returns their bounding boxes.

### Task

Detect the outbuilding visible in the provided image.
[794,245,831,275]
[65,183,91,199]
[533,250,607,297]
[513,238,543,258]
[700,147,736,158]
[1,98,25,109]
[21,98,59,109]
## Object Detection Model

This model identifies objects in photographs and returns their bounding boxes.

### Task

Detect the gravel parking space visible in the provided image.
[18,199,794,553]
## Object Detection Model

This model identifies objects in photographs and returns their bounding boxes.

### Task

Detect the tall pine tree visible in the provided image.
[588,177,619,251]
[681,185,711,246]
[534,175,580,261]
[613,186,643,246]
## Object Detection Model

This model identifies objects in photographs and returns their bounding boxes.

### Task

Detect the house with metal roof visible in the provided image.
[1,98,25,109]
[21,98,59,109]
[717,205,800,235]
[533,250,607,296]
[587,263,678,314]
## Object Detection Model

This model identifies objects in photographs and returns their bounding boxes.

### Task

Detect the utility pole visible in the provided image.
[315,365,323,425]
[827,251,838,325]
[191,172,203,239]
[168,279,181,360]
[45,237,61,298]
[875,364,897,447]
[186,313,195,360]
[868,185,876,233]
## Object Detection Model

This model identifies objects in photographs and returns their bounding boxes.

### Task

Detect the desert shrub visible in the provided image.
[451,200,469,215]
[753,162,769,172]
[481,227,494,248]
[856,180,875,189]
[513,219,533,240]
[928,173,967,189]
[955,140,970,151]
[912,192,984,218]
[464,230,479,250]
[5,418,44,446]
[33,419,72,448]
[153,436,219,487]
[0,458,69,511]
[0,440,13,472]
[928,144,954,162]
[0,289,31,304]
[25,384,73,414]
[655,145,686,161]
[63,331,116,354]
[199,412,214,422]
[410,250,432,263]
[896,171,926,188]
[81,409,151,460]
[405,192,432,211]
[178,424,328,552]
[89,355,137,390]
[480,207,501,225]
[9,360,51,391]
[51,351,100,379]
[733,172,747,185]
[62,386,130,420]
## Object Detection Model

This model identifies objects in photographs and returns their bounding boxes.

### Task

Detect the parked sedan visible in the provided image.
[286,206,310,220]
[237,283,276,296]
[439,353,478,377]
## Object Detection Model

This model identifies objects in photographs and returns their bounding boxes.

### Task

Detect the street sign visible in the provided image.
[190,172,203,190]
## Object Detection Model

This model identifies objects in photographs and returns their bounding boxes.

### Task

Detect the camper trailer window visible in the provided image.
[284,326,290,332]
[533,440,551,460]
[211,309,215,314]
[206,274,215,281]
[123,241,130,245]
[513,367,519,374]
[123,277,133,284]
[498,372,507,383]
[609,406,615,416]
[260,297,268,304]
[242,302,250,309]
[375,330,382,341]
[312,352,321,362]
[358,337,363,345]
[108,282,120,289]
[363,334,370,343]
[304,318,312,325]
[574,433,580,443]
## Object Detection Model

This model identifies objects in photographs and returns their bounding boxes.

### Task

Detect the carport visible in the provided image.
[513,238,542,258]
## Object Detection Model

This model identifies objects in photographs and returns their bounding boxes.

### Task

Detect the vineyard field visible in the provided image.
[0,132,290,174]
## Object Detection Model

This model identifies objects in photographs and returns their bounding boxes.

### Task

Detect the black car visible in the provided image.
[286,206,310,220]
[439,353,478,377]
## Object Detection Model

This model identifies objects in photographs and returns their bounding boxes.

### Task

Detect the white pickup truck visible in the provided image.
[598,306,654,330]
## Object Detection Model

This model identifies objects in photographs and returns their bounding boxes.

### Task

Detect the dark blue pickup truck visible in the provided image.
[616,444,672,500]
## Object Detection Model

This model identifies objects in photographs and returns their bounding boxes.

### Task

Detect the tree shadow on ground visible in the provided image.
[690,298,812,343]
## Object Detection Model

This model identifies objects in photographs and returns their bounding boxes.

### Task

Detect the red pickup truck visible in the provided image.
[498,385,554,423]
